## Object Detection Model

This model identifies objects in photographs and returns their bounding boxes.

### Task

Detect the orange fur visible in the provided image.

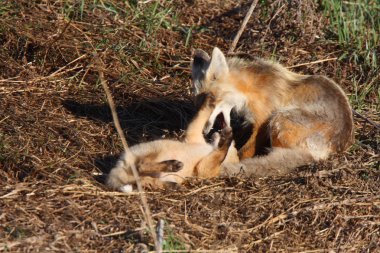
[106,94,238,191]
[191,47,354,177]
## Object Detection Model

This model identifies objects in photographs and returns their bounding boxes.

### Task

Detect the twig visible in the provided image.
[49,54,87,77]
[149,249,238,253]
[41,17,72,69]
[352,109,380,131]
[0,187,27,199]
[251,231,284,244]
[235,195,379,233]
[184,182,224,196]
[287,58,337,69]
[0,236,47,251]
[0,64,84,84]
[156,219,164,253]
[96,56,159,251]
[101,230,128,238]
[97,68,129,150]
[261,3,286,40]
[0,116,10,124]
[229,0,259,54]
[44,18,72,47]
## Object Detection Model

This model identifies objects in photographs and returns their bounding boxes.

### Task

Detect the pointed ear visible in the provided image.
[206,47,229,81]
[191,49,210,94]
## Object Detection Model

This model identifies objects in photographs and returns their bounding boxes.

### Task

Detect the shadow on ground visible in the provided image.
[62,97,196,180]
[62,98,196,143]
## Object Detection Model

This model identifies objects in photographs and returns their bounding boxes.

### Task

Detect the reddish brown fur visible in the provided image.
[191,48,354,177]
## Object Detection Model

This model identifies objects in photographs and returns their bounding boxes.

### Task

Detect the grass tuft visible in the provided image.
[163,229,186,252]
[322,0,380,71]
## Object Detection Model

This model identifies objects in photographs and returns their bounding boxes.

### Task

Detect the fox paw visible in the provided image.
[119,184,133,193]
[159,160,183,172]
[211,132,221,147]
[137,159,183,174]
[140,178,178,190]
[218,127,233,149]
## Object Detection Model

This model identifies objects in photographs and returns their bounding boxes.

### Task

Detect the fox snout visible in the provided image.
[203,103,234,134]
[204,111,228,135]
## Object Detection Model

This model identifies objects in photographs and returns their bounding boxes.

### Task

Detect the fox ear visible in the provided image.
[191,49,210,94]
[206,47,229,81]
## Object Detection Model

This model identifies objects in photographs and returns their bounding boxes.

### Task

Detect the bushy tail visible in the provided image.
[221,147,315,177]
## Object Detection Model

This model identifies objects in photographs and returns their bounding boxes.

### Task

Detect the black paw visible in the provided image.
[163,181,180,189]
[159,160,183,172]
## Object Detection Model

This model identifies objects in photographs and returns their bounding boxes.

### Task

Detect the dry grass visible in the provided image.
[0,0,379,252]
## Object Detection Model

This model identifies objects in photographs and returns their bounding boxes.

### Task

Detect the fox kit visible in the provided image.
[106,94,239,192]
[191,47,354,177]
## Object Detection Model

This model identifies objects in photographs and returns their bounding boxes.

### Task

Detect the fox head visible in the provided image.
[191,47,229,95]
[191,47,250,135]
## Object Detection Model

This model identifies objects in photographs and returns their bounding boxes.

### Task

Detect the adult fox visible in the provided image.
[106,94,238,192]
[191,47,354,177]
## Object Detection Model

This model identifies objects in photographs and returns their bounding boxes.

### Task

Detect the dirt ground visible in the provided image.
[0,0,379,252]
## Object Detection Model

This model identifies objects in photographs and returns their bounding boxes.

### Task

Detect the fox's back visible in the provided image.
[226,58,353,151]
[190,47,354,177]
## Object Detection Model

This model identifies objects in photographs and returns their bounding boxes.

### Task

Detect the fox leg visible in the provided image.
[269,109,331,160]
[222,109,329,177]
[238,129,258,159]
[223,142,240,164]
[119,159,180,191]
[185,93,215,143]
[222,147,314,177]
[194,127,233,178]
[106,151,137,190]
[139,176,177,190]
[137,160,183,174]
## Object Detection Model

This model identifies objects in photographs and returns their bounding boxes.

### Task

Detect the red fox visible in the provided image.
[106,94,239,192]
[191,47,354,177]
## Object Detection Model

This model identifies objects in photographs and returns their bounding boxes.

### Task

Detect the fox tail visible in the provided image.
[222,147,315,177]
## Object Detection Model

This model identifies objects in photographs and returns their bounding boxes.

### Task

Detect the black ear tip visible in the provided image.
[193,49,210,61]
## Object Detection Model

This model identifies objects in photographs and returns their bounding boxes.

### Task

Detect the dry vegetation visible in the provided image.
[0,0,379,252]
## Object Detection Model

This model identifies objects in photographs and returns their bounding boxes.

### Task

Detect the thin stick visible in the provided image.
[251,231,284,244]
[184,182,224,196]
[229,0,259,54]
[96,58,159,250]
[234,195,379,233]
[49,54,87,77]
[101,230,128,238]
[352,109,380,131]
[97,69,129,149]
[156,219,164,253]
[287,57,337,69]
[148,249,238,253]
